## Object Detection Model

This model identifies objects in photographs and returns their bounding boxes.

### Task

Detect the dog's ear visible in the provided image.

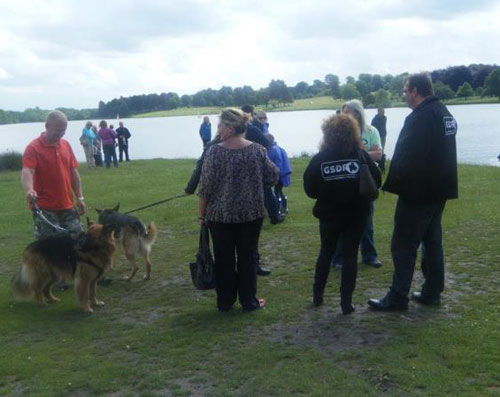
[86,217,95,227]
[102,224,116,237]
[113,203,120,212]
[95,208,102,214]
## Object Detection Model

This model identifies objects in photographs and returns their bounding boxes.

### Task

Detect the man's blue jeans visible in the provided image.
[388,198,446,304]
[263,186,280,222]
[332,201,377,264]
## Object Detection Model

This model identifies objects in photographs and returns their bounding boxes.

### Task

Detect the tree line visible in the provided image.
[1,64,499,125]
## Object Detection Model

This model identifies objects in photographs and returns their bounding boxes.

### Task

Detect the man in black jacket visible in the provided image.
[116,121,131,162]
[368,73,458,311]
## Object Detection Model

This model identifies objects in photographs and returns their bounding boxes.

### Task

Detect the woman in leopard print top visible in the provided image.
[198,108,278,312]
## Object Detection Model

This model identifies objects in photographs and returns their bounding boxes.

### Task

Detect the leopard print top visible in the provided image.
[198,143,279,223]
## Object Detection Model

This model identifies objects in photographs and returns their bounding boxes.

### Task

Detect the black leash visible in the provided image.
[124,193,189,215]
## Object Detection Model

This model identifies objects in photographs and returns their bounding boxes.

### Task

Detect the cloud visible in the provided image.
[0,0,499,111]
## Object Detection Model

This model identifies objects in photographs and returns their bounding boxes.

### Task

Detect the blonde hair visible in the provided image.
[319,114,363,155]
[220,108,249,135]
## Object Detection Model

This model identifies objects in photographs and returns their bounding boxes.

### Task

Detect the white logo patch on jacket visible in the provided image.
[321,159,360,180]
[443,116,457,136]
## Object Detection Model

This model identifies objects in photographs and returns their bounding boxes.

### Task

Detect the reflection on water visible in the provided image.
[1,104,499,166]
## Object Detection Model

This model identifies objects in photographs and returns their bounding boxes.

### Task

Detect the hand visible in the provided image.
[198,216,205,225]
[77,200,87,216]
[25,189,37,205]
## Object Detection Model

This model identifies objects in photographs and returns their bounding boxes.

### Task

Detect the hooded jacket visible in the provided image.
[383,96,458,202]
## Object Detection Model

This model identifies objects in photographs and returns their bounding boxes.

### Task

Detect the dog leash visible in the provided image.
[124,193,189,215]
[30,198,70,233]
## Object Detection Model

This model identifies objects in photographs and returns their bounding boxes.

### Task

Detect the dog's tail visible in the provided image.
[11,265,33,300]
[144,222,158,245]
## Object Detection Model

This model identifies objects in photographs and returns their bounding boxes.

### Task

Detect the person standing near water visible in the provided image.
[368,72,458,311]
[199,116,212,148]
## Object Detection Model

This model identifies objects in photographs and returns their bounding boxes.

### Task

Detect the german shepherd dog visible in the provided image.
[11,223,116,313]
[96,204,158,281]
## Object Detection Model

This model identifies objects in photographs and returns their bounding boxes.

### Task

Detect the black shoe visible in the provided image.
[411,291,440,305]
[368,295,408,311]
[341,303,355,315]
[56,280,70,291]
[257,266,271,276]
[97,276,112,287]
[270,216,284,225]
[313,286,324,307]
[363,259,383,268]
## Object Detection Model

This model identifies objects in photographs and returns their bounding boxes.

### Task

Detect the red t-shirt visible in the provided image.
[22,133,79,210]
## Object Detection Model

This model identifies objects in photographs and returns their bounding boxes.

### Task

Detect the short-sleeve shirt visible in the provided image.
[22,133,78,210]
[361,125,382,151]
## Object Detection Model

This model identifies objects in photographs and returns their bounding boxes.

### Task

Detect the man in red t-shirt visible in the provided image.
[21,110,87,239]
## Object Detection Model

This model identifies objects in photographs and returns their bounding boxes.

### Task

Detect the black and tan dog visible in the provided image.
[11,223,116,313]
[96,204,158,281]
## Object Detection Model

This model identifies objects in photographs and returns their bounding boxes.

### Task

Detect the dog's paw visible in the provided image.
[143,274,151,281]
[83,304,94,313]
[123,275,132,281]
[93,300,105,306]
[48,297,60,303]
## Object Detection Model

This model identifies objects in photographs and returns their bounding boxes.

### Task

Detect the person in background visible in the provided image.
[116,121,132,162]
[92,125,103,167]
[98,120,118,168]
[240,105,282,226]
[80,121,96,167]
[368,72,458,311]
[331,100,383,270]
[266,133,292,214]
[304,114,381,314]
[199,116,212,148]
[254,110,270,134]
[198,108,279,312]
[371,108,387,149]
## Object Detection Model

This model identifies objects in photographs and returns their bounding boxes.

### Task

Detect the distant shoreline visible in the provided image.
[131,96,500,119]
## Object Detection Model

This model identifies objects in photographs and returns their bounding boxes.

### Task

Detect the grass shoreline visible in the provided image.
[0,159,499,396]
[132,96,500,118]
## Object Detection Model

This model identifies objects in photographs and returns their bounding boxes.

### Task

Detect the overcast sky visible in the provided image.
[0,0,499,111]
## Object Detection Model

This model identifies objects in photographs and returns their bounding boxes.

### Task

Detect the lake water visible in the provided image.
[1,104,499,166]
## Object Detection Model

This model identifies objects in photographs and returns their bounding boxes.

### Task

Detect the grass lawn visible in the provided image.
[0,159,499,396]
[131,96,499,119]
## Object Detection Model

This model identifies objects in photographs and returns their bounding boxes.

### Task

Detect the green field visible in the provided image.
[132,96,499,119]
[0,159,499,396]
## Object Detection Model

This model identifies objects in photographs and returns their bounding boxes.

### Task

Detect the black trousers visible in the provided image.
[388,198,446,303]
[208,218,263,311]
[314,212,367,301]
[118,142,129,161]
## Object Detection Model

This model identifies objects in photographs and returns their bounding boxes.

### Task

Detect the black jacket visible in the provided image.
[303,148,381,220]
[382,96,458,202]
[371,114,387,138]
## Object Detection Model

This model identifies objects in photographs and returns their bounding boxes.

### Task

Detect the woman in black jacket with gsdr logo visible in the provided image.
[303,114,381,314]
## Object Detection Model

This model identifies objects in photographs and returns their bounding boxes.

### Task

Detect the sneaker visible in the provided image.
[363,259,383,268]
[331,262,342,270]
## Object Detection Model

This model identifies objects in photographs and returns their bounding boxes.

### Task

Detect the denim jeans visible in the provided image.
[263,185,281,222]
[331,201,377,264]
[388,198,446,304]
[103,144,118,168]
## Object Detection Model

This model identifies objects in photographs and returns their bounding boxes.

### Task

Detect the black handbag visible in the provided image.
[359,150,380,201]
[189,224,216,290]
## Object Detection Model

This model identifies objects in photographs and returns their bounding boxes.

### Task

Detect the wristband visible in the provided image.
[77,197,85,201]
